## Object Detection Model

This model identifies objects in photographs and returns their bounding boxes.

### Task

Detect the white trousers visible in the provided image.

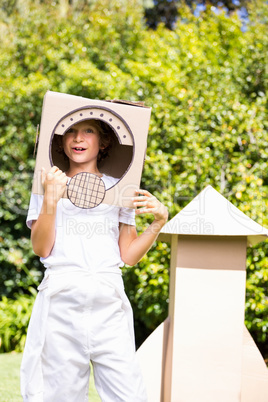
[21,268,147,402]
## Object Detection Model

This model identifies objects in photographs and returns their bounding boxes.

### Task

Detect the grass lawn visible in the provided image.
[0,353,101,401]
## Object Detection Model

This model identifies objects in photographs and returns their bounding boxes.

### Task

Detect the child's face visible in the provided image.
[62,121,102,168]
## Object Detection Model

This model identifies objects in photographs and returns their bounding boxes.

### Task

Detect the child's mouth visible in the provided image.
[73,147,86,152]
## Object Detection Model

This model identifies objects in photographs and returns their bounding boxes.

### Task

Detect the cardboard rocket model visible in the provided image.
[137,185,268,402]
[32,91,151,208]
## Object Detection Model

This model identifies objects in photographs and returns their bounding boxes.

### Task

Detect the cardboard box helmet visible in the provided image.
[33,91,151,208]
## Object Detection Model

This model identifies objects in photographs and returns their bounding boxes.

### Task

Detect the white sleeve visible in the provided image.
[26,193,44,229]
[119,207,136,226]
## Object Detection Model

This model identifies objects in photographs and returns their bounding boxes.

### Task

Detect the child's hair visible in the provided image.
[53,119,115,163]
[91,120,114,162]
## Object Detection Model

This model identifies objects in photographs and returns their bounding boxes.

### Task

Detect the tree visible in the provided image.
[0,0,267,356]
[144,0,251,29]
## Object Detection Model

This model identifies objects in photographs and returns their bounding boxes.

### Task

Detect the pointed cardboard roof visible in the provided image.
[160,185,268,246]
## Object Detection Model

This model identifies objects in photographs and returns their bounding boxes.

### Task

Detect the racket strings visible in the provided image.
[67,172,105,208]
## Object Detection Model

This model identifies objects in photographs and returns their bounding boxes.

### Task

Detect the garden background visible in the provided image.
[0,0,267,365]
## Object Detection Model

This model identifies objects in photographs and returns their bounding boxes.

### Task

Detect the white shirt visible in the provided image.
[26,174,136,271]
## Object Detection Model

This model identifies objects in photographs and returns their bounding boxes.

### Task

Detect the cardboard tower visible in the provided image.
[137,185,268,402]
[32,91,151,208]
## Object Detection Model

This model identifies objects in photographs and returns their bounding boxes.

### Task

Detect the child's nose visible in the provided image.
[74,130,84,141]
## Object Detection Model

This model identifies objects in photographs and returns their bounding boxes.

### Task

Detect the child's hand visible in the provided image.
[41,166,68,203]
[133,189,168,223]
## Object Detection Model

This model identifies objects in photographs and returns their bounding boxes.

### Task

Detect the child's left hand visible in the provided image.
[133,189,168,223]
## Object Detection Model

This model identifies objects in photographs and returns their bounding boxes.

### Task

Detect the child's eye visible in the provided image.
[66,128,75,134]
[85,128,94,133]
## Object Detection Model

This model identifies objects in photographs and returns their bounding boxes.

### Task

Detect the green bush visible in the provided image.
[0,288,36,352]
[0,0,267,356]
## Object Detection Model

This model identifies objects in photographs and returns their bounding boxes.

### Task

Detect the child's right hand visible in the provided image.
[41,166,68,203]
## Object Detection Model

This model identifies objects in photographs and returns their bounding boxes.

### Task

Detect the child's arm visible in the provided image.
[31,166,68,258]
[119,189,168,266]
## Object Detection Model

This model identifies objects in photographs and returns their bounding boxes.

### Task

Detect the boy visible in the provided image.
[21,119,168,401]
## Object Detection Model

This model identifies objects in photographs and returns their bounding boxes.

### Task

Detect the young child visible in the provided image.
[21,119,168,402]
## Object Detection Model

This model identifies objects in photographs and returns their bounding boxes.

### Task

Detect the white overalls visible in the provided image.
[20,175,147,402]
